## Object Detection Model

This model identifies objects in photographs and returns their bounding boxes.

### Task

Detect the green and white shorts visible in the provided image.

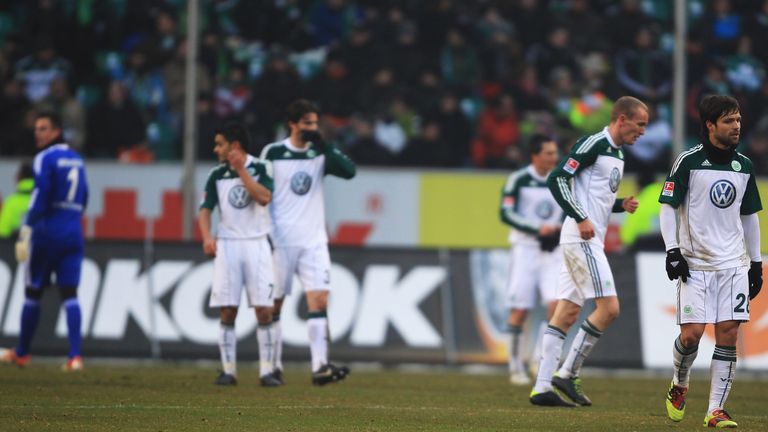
[677,267,750,324]
[557,242,617,306]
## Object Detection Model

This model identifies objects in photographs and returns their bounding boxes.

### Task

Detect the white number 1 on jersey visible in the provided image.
[66,167,79,202]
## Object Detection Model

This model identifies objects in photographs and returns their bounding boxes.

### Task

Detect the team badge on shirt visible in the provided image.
[564,158,580,174]
[662,181,675,197]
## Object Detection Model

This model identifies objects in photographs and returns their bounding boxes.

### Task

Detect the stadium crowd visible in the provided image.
[1,0,768,172]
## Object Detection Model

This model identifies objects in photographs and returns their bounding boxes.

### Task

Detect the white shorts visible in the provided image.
[557,242,617,306]
[505,243,561,309]
[677,267,750,324]
[274,243,331,297]
[209,237,275,308]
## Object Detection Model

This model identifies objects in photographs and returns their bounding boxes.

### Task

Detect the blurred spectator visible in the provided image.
[163,40,212,121]
[306,53,357,119]
[744,0,768,66]
[146,9,179,67]
[561,0,609,54]
[14,37,70,103]
[607,0,655,52]
[36,77,86,151]
[724,36,765,94]
[307,0,361,47]
[614,27,672,103]
[195,94,219,161]
[410,70,443,116]
[213,64,251,120]
[509,65,550,114]
[0,79,31,155]
[432,92,472,167]
[526,26,581,87]
[358,67,398,116]
[472,93,521,168]
[381,21,426,86]
[120,43,169,123]
[506,0,549,49]
[337,23,381,87]
[744,127,768,173]
[87,80,147,160]
[624,104,672,173]
[686,61,731,132]
[374,114,407,156]
[567,91,614,136]
[346,115,394,166]
[440,28,480,94]
[691,0,742,57]
[416,0,458,63]
[251,48,302,145]
[0,161,33,239]
[397,117,446,167]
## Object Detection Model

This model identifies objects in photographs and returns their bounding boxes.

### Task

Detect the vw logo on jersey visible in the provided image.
[535,201,554,219]
[291,171,313,195]
[228,185,252,209]
[710,180,736,208]
[609,167,621,192]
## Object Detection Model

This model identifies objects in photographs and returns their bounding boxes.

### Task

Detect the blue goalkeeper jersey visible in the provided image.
[26,143,88,245]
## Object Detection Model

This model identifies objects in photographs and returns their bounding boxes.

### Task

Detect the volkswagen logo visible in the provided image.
[228,185,252,209]
[291,171,313,195]
[535,201,554,219]
[609,167,621,192]
[710,180,736,209]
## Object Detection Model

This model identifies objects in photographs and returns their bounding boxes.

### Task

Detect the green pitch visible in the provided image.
[1,364,767,431]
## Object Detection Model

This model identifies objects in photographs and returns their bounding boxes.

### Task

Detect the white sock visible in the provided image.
[708,345,737,413]
[273,314,283,370]
[558,319,602,379]
[533,325,567,393]
[257,323,275,377]
[308,312,328,372]
[672,335,698,387]
[219,323,237,376]
[508,325,524,373]
[531,320,548,370]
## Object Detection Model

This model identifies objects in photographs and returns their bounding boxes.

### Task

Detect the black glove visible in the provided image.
[749,261,762,300]
[538,231,560,252]
[300,130,326,153]
[665,248,690,282]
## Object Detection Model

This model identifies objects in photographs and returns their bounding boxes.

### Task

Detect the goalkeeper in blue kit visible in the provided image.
[0,112,89,371]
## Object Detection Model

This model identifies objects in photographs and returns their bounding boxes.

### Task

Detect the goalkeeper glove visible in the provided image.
[15,225,31,262]
[665,248,689,282]
[748,261,762,300]
[300,130,326,153]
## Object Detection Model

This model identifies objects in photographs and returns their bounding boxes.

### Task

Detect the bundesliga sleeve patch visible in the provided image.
[662,181,675,197]
[563,158,580,174]
[502,196,514,208]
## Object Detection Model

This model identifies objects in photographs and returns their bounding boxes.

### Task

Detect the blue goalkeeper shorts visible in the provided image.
[26,240,83,289]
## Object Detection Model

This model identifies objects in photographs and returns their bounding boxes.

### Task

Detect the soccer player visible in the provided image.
[0,112,89,371]
[500,134,563,385]
[199,123,280,387]
[260,99,356,386]
[660,95,761,428]
[530,96,647,406]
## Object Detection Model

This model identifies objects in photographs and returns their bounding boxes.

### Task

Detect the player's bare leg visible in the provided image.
[507,308,530,385]
[216,307,238,385]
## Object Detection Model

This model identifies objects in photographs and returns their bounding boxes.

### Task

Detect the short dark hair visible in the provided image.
[286,99,319,124]
[215,123,250,152]
[699,94,740,140]
[35,111,62,130]
[529,134,556,157]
